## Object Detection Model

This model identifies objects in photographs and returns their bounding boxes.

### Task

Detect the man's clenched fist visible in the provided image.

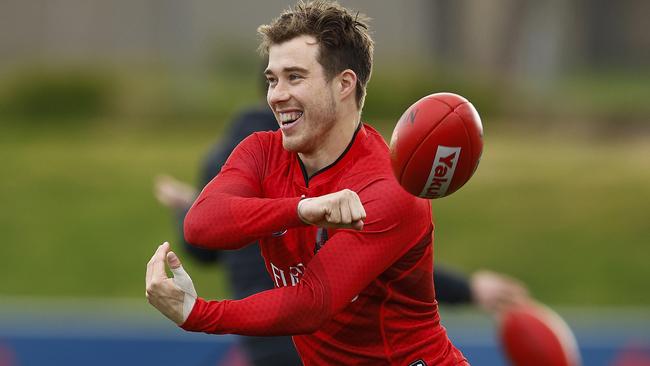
[297,189,366,230]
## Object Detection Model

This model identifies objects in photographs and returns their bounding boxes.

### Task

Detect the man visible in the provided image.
[147,1,470,364]
[155,108,526,365]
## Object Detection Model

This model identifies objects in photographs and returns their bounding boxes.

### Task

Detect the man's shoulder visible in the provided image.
[344,125,430,217]
[238,130,293,170]
[361,123,387,146]
[343,166,428,215]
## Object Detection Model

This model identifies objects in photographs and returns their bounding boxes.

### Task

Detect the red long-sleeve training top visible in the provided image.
[183,124,467,365]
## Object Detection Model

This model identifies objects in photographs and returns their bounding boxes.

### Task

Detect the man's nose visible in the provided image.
[268,81,290,105]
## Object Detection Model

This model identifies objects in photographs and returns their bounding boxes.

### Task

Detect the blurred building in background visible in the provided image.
[3,0,648,132]
[1,0,648,75]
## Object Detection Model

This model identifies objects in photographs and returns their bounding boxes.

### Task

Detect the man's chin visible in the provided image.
[281,136,301,152]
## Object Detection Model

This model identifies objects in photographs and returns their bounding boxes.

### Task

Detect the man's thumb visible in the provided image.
[166,250,196,323]
[167,251,197,299]
[167,251,182,269]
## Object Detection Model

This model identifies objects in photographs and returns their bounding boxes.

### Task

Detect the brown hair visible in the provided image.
[258,0,374,109]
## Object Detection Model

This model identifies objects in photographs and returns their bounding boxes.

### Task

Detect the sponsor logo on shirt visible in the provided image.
[270,262,304,287]
[408,359,427,366]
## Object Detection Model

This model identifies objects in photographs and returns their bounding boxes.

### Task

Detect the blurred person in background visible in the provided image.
[155,77,301,365]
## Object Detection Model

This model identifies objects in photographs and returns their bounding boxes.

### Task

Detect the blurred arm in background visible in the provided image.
[435,264,529,314]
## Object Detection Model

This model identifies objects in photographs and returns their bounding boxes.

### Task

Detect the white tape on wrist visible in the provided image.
[171,265,197,323]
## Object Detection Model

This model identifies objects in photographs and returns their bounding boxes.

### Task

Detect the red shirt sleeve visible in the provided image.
[181,177,432,336]
[184,133,305,249]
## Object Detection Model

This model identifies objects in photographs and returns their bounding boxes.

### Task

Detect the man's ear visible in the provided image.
[337,69,358,102]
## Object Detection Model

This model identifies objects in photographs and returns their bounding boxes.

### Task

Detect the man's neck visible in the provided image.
[299,114,360,177]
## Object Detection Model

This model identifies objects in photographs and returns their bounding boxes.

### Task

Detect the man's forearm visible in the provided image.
[184,195,305,249]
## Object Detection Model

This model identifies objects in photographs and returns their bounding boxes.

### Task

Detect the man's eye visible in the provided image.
[289,74,302,81]
[266,78,277,86]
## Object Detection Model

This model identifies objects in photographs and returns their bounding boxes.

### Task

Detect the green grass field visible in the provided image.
[1,121,648,305]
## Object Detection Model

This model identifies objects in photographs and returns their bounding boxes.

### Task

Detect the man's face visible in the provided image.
[265,35,338,154]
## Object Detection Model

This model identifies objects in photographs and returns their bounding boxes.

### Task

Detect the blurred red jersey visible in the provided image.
[183,124,467,365]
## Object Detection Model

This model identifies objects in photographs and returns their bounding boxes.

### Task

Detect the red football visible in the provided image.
[389,93,483,199]
[500,302,581,366]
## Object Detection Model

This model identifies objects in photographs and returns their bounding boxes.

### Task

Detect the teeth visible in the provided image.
[279,112,303,123]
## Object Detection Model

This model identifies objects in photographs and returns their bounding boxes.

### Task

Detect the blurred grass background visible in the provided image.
[0,63,648,306]
[0,0,649,309]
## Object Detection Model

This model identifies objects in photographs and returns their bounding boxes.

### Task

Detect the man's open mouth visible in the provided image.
[279,111,303,127]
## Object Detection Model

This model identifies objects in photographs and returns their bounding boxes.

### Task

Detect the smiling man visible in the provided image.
[145,1,468,365]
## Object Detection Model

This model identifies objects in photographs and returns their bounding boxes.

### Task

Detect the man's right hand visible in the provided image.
[298,189,366,230]
[146,242,198,325]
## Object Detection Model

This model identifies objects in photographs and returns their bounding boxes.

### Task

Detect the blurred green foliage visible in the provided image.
[2,60,648,134]
[0,68,116,122]
[365,65,501,124]
[555,70,650,128]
